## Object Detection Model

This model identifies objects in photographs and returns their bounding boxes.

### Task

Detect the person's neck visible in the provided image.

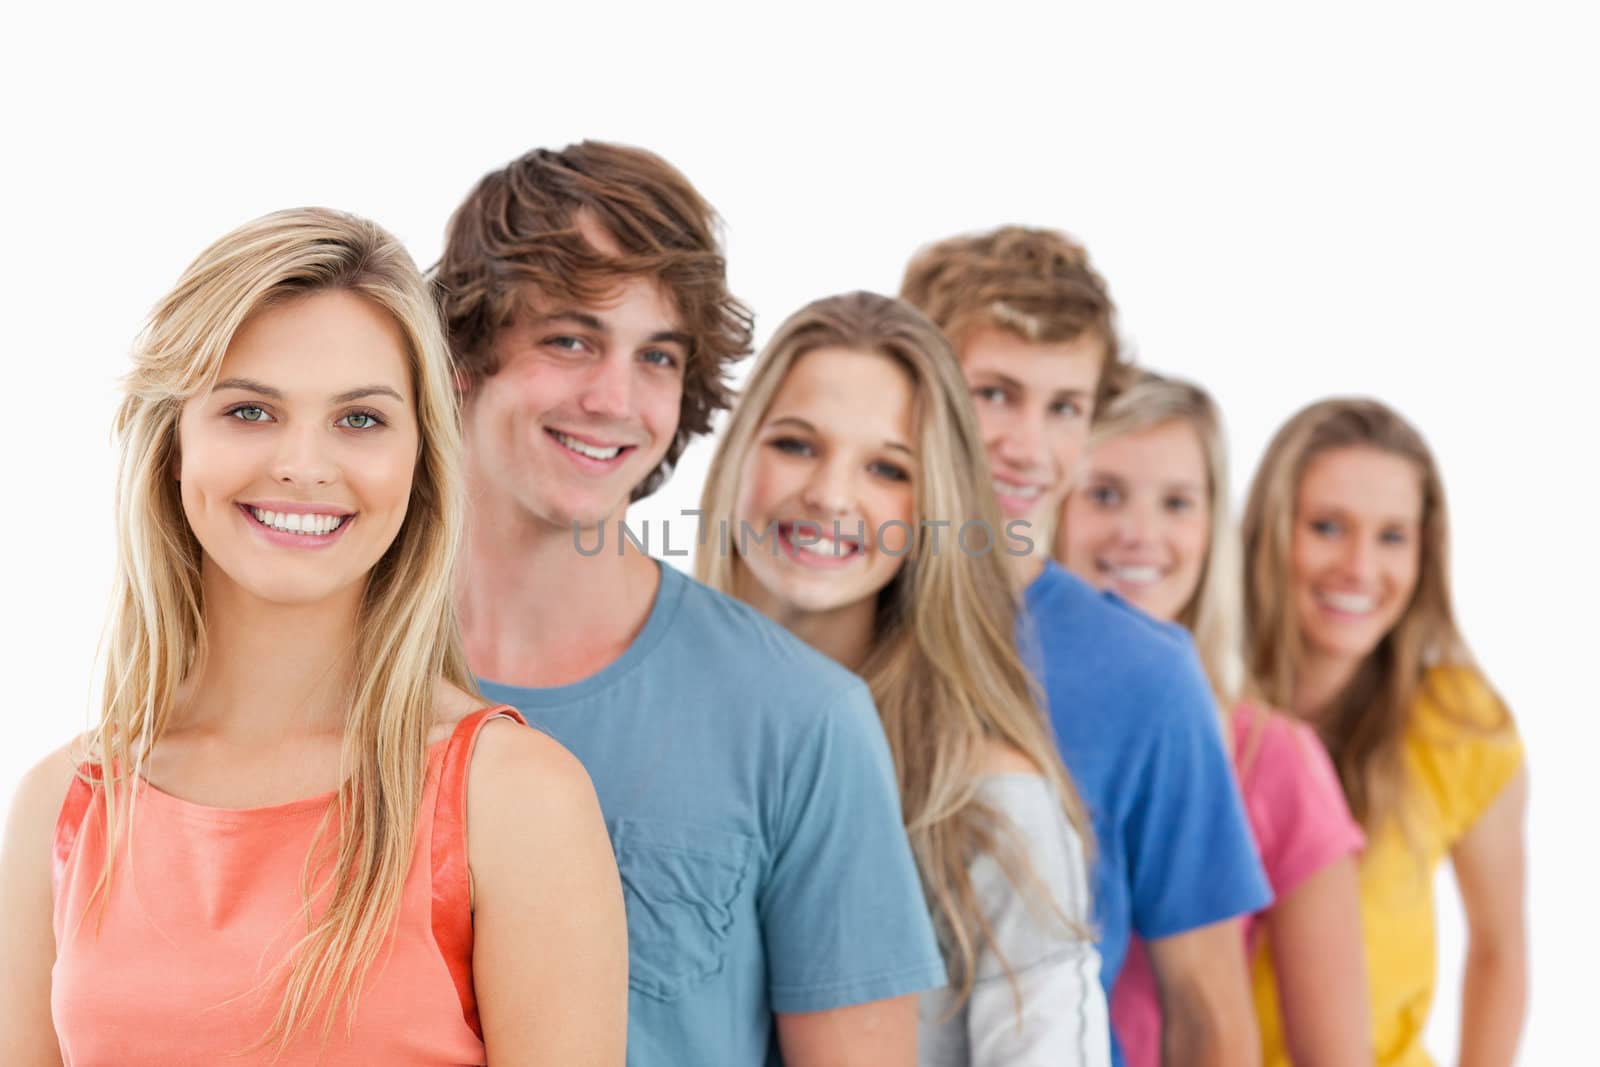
[1007,549,1048,592]
[1001,506,1055,590]
[175,567,362,744]
[732,569,877,673]
[458,490,661,689]
[1292,650,1361,722]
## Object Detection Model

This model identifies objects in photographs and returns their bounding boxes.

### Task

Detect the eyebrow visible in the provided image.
[213,378,405,405]
[767,415,816,435]
[539,310,692,349]
[539,310,606,333]
[767,415,914,456]
[214,377,283,399]
[973,371,1024,391]
[971,371,1090,397]
[332,385,406,404]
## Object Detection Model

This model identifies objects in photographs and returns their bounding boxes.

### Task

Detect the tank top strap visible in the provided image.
[52,762,102,896]
[430,704,526,1039]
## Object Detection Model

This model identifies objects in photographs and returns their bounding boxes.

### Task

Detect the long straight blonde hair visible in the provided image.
[697,291,1092,1009]
[1240,397,1506,832]
[92,207,473,1049]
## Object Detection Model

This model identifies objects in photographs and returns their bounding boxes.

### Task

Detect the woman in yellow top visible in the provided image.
[1241,398,1527,1066]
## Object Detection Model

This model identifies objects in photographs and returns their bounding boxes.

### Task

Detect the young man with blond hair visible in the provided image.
[904,226,1270,1067]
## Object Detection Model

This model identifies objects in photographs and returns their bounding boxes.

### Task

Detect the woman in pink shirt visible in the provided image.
[0,208,627,1064]
[1056,370,1371,1066]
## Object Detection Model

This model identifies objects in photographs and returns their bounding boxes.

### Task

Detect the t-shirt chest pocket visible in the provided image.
[609,819,758,1003]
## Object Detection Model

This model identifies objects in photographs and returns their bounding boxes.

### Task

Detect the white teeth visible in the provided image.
[998,482,1042,499]
[555,432,623,461]
[785,530,859,558]
[1320,591,1376,614]
[1113,565,1163,585]
[249,507,347,537]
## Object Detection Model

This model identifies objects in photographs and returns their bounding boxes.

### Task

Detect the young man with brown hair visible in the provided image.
[903,226,1270,1067]
[438,143,946,1066]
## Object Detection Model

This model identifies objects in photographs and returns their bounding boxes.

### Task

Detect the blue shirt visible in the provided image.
[478,562,946,1067]
[1023,562,1270,1067]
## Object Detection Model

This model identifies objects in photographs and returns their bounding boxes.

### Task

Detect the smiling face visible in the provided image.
[1060,418,1211,623]
[174,288,419,608]
[461,225,687,532]
[732,347,917,618]
[958,325,1104,543]
[1290,445,1424,669]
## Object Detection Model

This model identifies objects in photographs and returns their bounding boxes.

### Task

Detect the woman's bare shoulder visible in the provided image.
[468,717,592,805]
[464,718,605,916]
[3,737,92,865]
[14,738,90,805]
[421,673,587,798]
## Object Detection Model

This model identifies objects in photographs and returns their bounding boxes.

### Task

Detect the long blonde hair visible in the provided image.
[697,291,1092,1008]
[1071,369,1245,708]
[93,207,473,1049]
[1240,397,1504,831]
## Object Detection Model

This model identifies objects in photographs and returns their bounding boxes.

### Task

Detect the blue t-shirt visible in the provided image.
[478,562,947,1067]
[1023,562,1270,1067]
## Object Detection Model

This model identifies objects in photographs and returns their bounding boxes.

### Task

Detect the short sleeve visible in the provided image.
[1411,667,1525,845]
[1126,659,1271,940]
[758,681,948,1013]
[1239,707,1365,901]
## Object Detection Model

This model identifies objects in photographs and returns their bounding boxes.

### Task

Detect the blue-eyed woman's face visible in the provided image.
[1290,445,1423,665]
[174,289,419,609]
[733,347,918,618]
[1059,418,1211,623]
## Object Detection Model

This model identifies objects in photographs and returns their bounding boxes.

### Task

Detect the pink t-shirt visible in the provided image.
[1109,703,1364,1067]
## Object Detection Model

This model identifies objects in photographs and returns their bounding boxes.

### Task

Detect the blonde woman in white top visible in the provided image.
[698,291,1110,1066]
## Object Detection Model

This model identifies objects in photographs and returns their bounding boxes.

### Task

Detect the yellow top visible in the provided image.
[1251,665,1524,1067]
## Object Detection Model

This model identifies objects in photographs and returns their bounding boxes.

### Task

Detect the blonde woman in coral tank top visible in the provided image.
[0,209,628,1065]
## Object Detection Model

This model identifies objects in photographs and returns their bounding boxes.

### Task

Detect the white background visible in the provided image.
[2,3,1593,1060]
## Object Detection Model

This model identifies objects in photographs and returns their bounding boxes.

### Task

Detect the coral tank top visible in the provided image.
[50,706,522,1066]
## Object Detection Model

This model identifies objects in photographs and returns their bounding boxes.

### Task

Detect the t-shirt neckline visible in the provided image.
[476,558,686,707]
[1024,558,1066,604]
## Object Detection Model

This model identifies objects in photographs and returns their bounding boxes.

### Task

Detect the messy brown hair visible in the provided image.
[900,225,1122,407]
[432,141,754,498]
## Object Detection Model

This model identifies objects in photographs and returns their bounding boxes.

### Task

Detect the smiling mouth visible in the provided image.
[548,429,633,463]
[240,505,353,537]
[1316,589,1379,616]
[992,478,1050,516]
[1099,561,1165,585]
[778,522,864,565]
[994,479,1044,500]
